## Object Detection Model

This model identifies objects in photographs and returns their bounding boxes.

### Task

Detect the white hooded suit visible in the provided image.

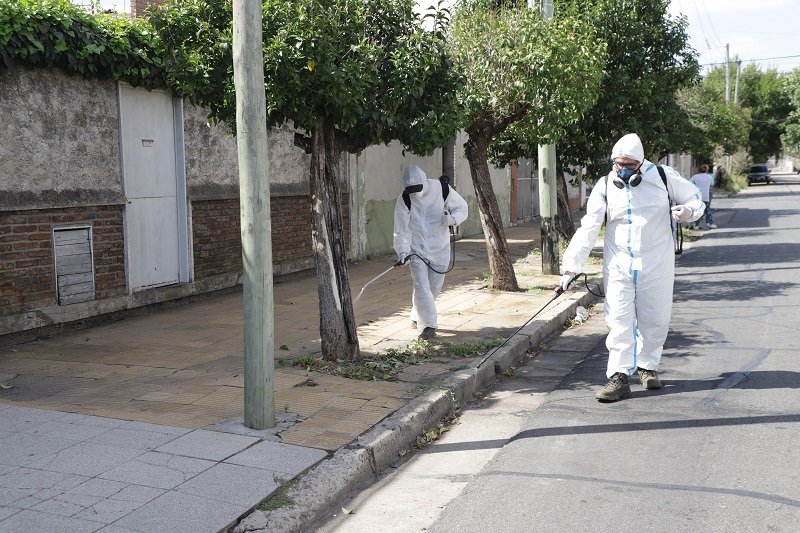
[562,134,704,377]
[393,165,468,331]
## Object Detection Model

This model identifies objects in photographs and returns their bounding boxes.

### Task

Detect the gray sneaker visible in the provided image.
[596,372,631,402]
[418,327,436,340]
[637,367,662,389]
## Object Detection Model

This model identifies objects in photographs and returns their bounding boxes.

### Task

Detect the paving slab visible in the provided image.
[0,222,608,532]
[224,441,327,477]
[153,429,258,461]
[112,490,247,533]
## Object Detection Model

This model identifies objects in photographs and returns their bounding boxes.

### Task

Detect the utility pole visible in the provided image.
[232,0,275,429]
[734,59,742,106]
[534,0,559,275]
[725,43,730,104]
[724,44,732,176]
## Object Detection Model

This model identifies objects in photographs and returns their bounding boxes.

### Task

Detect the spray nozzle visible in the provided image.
[554,273,583,295]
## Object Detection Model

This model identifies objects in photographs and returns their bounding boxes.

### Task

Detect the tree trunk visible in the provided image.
[309,121,360,361]
[464,134,519,292]
[556,172,576,240]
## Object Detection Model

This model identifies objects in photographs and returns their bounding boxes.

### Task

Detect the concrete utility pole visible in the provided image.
[232,0,275,429]
[533,0,559,275]
[725,43,731,104]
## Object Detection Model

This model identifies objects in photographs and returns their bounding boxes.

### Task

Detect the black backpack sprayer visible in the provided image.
[354,176,458,305]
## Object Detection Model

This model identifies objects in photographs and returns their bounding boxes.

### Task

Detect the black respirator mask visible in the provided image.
[612,165,643,189]
[403,184,423,195]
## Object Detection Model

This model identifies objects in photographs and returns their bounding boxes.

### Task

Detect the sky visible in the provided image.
[668,0,800,73]
[91,0,800,74]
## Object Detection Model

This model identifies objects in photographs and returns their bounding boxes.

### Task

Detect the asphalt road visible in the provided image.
[320,172,800,533]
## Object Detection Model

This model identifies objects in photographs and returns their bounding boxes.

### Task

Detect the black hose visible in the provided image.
[396,231,457,274]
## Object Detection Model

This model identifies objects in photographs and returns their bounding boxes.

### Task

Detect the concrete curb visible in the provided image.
[232,285,602,533]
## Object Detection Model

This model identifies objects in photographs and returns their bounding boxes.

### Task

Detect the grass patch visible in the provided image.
[476,271,491,283]
[259,478,296,512]
[523,285,550,295]
[280,337,504,382]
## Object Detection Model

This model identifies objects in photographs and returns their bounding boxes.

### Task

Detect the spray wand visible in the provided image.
[475,272,584,368]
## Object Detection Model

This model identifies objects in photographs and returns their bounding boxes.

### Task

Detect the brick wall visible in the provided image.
[131,0,165,17]
[191,195,350,279]
[0,207,126,316]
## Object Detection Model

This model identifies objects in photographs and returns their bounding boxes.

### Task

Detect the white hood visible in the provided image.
[611,133,645,163]
[403,165,426,188]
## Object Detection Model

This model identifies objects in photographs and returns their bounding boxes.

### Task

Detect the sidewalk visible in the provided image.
[0,222,602,533]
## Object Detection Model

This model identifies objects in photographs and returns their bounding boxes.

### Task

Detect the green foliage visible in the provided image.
[449,2,606,165]
[734,65,793,162]
[282,337,503,381]
[150,0,460,154]
[676,80,750,160]
[555,0,700,180]
[0,0,165,89]
[781,68,800,156]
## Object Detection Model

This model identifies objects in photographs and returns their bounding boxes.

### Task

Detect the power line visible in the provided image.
[702,53,800,67]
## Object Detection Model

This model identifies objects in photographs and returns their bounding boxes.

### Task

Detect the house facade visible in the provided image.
[0,67,511,338]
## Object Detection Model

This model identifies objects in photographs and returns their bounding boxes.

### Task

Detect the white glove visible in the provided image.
[559,272,576,292]
[396,253,408,266]
[671,205,693,223]
[441,214,456,226]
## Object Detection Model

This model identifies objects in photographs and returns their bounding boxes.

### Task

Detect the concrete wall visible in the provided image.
[348,130,509,261]
[0,67,124,210]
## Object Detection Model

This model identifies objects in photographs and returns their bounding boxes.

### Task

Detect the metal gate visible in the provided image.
[119,84,187,292]
[516,158,538,221]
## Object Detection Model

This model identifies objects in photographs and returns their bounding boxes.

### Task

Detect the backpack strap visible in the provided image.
[657,165,683,256]
[440,175,450,203]
[404,176,451,211]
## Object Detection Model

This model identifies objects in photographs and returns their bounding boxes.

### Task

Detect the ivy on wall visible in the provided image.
[0,0,166,89]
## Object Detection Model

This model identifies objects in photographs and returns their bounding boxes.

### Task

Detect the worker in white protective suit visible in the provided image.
[394,165,469,340]
[559,133,704,401]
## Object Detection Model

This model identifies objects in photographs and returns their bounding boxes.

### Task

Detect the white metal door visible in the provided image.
[119,84,181,291]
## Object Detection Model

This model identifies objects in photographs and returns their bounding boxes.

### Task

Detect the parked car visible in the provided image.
[747,163,771,185]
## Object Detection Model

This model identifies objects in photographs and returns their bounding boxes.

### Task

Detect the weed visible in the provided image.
[477,271,491,282]
[279,337,504,382]
[259,478,296,512]
[524,285,549,295]
[295,355,319,370]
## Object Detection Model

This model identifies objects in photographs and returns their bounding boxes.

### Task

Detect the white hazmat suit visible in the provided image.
[561,134,704,378]
[393,165,468,334]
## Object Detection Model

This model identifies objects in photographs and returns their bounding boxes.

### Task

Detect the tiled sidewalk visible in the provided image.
[0,222,602,531]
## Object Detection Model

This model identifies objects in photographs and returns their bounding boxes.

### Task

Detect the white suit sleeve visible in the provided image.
[665,166,705,223]
[561,178,608,275]
[445,186,469,226]
[393,195,412,257]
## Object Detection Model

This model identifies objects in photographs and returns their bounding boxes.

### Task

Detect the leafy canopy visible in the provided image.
[735,65,793,162]
[448,1,606,164]
[0,0,165,88]
[675,79,750,161]
[555,0,699,179]
[150,0,460,154]
[781,68,800,157]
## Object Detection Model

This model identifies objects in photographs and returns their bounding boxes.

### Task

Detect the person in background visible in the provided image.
[558,133,704,402]
[690,164,716,229]
[393,165,468,340]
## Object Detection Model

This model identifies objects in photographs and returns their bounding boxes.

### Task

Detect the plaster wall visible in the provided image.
[348,131,510,261]
[0,68,124,210]
[183,108,310,200]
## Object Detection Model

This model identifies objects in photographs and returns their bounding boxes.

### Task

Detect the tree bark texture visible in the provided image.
[464,134,520,292]
[540,215,560,275]
[556,172,576,240]
[309,121,360,361]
